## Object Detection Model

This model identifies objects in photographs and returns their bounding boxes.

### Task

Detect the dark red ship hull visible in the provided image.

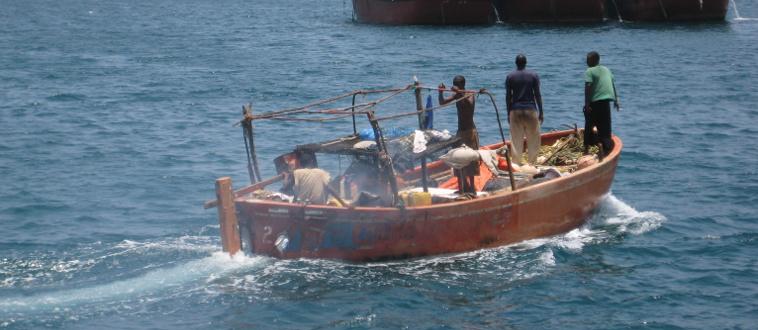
[351,0,496,25]
[499,0,607,23]
[613,0,729,21]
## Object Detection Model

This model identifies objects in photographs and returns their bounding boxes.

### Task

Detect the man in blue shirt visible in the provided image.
[505,54,543,165]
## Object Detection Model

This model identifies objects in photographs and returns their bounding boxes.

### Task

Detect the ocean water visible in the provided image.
[1,0,757,328]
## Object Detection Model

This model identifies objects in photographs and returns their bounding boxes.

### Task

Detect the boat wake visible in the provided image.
[0,252,264,312]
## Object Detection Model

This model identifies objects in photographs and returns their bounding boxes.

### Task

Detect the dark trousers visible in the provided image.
[584,100,613,153]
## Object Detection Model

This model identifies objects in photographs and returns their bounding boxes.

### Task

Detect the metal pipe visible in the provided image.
[482,91,507,145]
[367,111,401,207]
[243,104,262,182]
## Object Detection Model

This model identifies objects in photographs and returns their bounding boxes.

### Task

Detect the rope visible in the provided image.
[250,87,410,121]
[267,113,357,122]
[242,84,496,124]
[416,85,480,95]
[241,127,256,184]
[374,89,478,122]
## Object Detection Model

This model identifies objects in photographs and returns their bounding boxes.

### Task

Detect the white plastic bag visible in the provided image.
[413,130,428,154]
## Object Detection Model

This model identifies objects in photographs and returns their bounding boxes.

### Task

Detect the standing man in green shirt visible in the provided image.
[583,51,620,155]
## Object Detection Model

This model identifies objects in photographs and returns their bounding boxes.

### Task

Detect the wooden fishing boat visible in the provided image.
[207,83,621,262]
[351,0,497,25]
[611,0,729,21]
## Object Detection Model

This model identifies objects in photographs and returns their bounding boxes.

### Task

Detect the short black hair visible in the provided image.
[587,51,600,66]
[453,75,466,88]
[516,54,527,69]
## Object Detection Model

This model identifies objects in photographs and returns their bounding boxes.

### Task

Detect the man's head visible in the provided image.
[515,54,527,70]
[586,51,600,67]
[453,75,466,89]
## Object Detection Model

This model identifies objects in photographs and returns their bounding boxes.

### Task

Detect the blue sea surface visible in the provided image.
[1,0,757,328]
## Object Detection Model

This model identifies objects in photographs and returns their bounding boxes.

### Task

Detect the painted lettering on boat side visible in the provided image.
[262,226,273,244]
[429,204,512,221]
[268,207,289,214]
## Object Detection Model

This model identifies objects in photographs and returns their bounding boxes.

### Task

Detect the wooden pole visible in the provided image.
[204,174,285,209]
[241,108,256,184]
[215,177,242,256]
[504,147,517,192]
[414,81,429,192]
[351,93,358,135]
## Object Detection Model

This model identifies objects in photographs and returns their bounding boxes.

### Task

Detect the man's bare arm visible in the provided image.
[438,83,456,105]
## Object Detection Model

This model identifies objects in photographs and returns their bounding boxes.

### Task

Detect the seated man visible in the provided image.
[282,168,331,205]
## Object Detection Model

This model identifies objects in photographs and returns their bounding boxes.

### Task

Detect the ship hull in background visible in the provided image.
[351,0,496,25]
[612,0,729,21]
[351,0,729,25]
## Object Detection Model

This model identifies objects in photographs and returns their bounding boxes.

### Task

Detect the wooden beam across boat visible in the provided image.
[203,174,284,209]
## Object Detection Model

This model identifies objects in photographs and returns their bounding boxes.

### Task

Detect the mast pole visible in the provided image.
[413,81,430,193]
[351,93,358,135]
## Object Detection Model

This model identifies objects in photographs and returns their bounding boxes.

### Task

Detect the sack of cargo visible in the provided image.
[439,146,480,170]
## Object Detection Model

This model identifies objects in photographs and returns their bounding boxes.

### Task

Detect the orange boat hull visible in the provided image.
[235,130,621,262]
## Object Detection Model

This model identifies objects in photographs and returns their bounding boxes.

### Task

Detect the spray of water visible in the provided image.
[731,0,758,21]
[491,3,503,24]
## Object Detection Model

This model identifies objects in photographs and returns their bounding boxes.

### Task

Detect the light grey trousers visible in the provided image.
[509,109,541,165]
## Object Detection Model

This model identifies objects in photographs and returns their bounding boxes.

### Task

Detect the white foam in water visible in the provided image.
[0,252,264,313]
[506,193,666,254]
[114,235,218,254]
[539,250,556,266]
[730,0,758,21]
[594,194,666,235]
